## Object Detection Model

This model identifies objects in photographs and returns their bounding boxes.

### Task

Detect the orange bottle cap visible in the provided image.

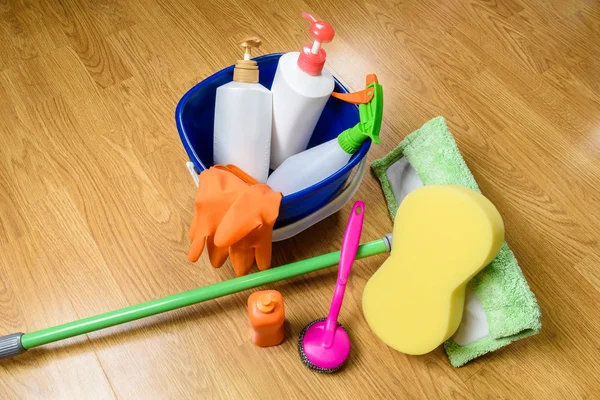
[257,294,276,313]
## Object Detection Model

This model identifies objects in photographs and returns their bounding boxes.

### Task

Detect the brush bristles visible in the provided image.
[297,318,348,374]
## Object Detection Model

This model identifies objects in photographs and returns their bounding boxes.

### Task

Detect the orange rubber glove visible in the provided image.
[188,164,282,277]
[187,166,250,267]
[214,183,282,276]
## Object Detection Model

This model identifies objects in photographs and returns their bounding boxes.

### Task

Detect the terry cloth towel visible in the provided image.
[371,116,542,367]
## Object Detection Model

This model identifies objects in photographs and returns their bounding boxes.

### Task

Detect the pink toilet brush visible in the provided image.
[298,201,365,373]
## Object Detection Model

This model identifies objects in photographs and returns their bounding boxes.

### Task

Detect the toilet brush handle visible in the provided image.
[323,201,365,348]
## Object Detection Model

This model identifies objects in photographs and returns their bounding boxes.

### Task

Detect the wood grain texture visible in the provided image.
[1,0,599,398]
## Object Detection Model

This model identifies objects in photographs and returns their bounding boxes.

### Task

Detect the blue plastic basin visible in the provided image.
[175,53,370,226]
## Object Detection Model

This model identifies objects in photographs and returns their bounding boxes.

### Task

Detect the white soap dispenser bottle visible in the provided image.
[213,36,272,183]
[269,12,336,170]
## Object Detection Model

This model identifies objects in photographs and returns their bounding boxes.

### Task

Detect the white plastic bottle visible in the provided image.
[213,37,272,183]
[267,78,383,196]
[268,138,350,196]
[269,13,336,170]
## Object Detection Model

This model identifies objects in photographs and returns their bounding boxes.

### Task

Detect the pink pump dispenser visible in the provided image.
[298,201,365,373]
[269,12,337,169]
[297,12,335,76]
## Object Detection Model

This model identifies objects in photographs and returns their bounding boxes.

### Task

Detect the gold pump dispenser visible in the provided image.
[233,36,262,83]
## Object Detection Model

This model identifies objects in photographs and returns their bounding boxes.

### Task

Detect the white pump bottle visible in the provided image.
[213,36,272,183]
[269,13,336,170]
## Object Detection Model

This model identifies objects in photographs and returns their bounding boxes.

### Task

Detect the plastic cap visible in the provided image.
[257,294,276,313]
[297,12,335,75]
[302,12,335,44]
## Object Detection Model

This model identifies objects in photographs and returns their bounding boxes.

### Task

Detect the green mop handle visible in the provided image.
[0,236,391,360]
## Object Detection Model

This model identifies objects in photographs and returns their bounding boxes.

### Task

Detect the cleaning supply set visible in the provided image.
[0,12,542,376]
[184,11,382,240]
[185,11,384,278]
[191,69,382,277]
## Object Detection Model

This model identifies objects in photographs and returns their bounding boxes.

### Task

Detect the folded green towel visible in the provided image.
[371,116,542,367]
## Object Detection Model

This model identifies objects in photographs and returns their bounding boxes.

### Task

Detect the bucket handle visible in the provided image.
[185,159,367,242]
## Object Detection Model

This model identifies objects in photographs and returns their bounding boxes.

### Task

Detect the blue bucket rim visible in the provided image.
[175,52,371,205]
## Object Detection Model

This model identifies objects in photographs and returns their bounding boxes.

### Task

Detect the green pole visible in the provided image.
[20,238,388,350]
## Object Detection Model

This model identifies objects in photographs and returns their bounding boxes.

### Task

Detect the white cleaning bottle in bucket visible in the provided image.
[213,36,272,183]
[268,76,383,196]
[269,12,336,170]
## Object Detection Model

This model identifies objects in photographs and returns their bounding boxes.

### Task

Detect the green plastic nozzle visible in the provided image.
[338,81,383,154]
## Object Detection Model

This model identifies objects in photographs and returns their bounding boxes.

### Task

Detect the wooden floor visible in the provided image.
[1,0,599,398]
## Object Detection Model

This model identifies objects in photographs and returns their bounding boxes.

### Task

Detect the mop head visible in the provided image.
[371,116,541,367]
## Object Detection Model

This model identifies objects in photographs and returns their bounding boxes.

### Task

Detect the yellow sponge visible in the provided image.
[362,185,504,355]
